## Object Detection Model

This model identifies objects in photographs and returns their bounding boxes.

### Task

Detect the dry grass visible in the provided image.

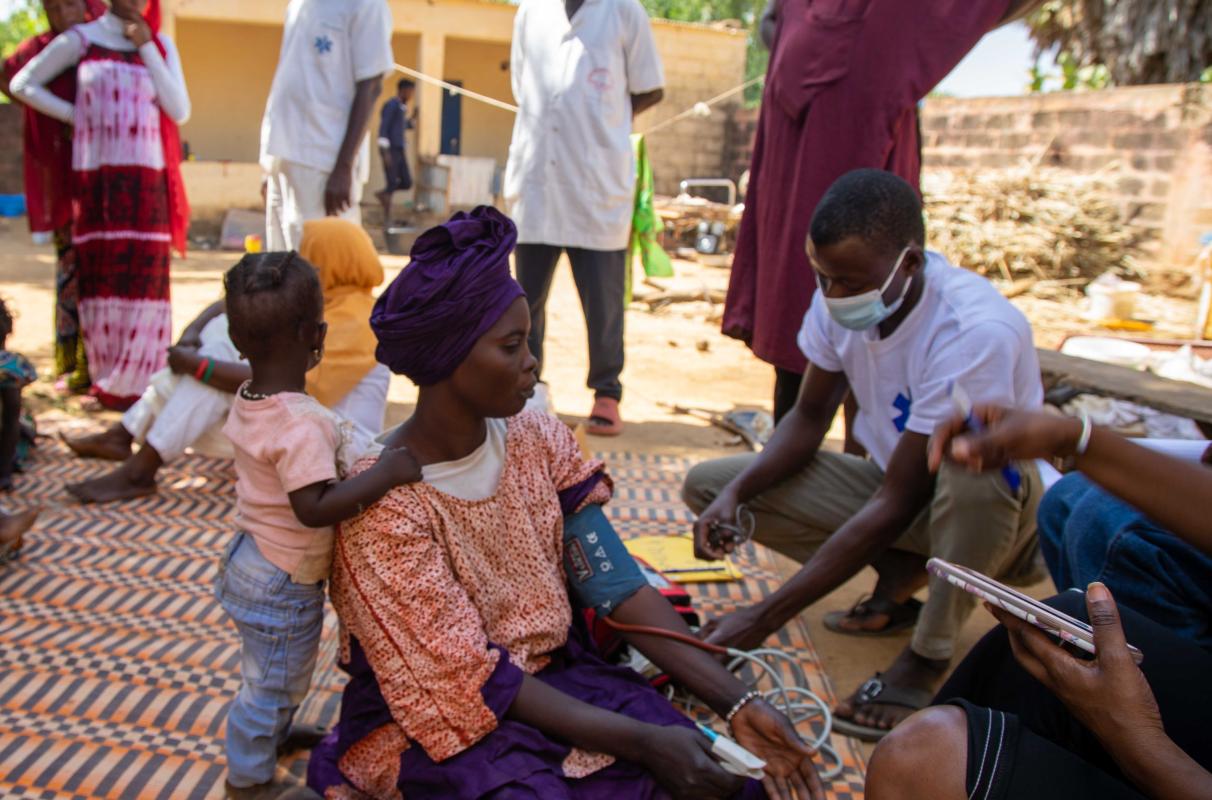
[924,166,1144,284]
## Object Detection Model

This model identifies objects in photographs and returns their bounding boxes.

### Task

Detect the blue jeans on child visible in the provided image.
[216,531,326,787]
[1039,473,1212,649]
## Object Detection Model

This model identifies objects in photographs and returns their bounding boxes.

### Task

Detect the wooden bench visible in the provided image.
[1037,348,1212,435]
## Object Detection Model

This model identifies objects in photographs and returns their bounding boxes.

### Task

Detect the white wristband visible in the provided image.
[1075,410,1093,456]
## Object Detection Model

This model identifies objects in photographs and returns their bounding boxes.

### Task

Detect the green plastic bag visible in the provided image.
[627,134,673,304]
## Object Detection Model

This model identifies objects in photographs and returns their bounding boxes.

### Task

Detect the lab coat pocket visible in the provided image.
[585,144,634,206]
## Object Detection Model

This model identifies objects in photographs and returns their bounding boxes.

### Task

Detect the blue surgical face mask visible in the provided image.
[823,247,913,331]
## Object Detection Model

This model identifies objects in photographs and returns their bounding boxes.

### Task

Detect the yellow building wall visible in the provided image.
[175,19,283,163]
[443,37,515,168]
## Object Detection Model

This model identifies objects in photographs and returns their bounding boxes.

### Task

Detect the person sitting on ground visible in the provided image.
[307,207,822,800]
[683,168,1044,741]
[0,298,41,563]
[1037,445,1212,649]
[0,299,40,492]
[62,298,246,502]
[63,219,391,504]
[866,406,1212,800]
[215,250,421,800]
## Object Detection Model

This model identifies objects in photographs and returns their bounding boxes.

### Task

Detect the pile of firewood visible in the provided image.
[924,166,1144,284]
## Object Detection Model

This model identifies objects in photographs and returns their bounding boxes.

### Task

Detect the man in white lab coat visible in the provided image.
[505,0,665,436]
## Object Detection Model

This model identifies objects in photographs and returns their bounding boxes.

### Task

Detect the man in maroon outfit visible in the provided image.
[725,0,1039,421]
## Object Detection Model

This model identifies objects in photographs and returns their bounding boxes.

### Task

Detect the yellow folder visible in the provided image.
[624,534,742,583]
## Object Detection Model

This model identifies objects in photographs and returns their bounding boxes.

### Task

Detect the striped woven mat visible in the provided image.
[0,436,866,799]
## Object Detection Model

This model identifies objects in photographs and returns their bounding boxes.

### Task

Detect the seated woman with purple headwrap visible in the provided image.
[308,207,823,800]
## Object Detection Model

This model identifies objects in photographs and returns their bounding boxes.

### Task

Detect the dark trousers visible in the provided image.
[773,367,802,423]
[515,244,625,401]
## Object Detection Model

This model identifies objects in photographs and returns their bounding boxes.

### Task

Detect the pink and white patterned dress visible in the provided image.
[70,30,172,409]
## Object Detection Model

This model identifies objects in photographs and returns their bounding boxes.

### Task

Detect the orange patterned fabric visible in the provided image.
[330,411,612,770]
[332,725,408,800]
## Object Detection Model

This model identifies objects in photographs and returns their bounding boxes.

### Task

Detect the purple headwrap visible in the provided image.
[371,206,525,386]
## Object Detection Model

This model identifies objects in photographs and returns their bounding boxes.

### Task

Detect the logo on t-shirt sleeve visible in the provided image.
[892,391,912,433]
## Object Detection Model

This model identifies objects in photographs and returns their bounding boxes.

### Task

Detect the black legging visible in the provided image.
[937,591,1212,796]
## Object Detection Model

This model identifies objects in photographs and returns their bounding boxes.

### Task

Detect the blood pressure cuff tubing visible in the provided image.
[563,504,647,616]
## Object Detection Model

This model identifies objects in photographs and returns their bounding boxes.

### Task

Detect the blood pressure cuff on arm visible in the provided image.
[563,504,647,617]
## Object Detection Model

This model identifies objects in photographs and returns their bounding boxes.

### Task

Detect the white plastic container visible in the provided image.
[1060,336,1152,369]
[1085,276,1140,320]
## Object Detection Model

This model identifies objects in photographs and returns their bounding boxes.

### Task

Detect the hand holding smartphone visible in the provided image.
[927,557,1144,665]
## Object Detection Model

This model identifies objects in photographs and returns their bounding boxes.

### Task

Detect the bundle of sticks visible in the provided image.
[924,166,1144,284]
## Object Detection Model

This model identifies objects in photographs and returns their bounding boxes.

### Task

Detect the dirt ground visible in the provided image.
[1,216,1196,759]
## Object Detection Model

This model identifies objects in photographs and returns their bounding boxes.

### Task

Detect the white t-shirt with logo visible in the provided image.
[260,0,394,178]
[797,252,1043,471]
[505,0,665,251]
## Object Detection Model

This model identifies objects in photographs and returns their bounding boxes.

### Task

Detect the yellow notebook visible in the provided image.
[624,534,743,583]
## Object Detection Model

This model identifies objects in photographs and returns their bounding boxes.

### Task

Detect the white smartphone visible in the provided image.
[927,558,1144,665]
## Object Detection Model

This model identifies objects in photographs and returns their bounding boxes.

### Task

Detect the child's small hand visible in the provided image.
[166,346,198,376]
[377,446,422,487]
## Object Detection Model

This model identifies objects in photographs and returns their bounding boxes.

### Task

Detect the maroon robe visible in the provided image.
[3,32,77,236]
[723,0,1014,373]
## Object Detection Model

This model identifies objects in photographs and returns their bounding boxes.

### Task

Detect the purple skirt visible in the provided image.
[307,629,765,799]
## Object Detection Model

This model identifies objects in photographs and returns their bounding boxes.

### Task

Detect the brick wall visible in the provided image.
[0,103,25,195]
[921,84,1212,268]
[640,21,749,197]
[724,84,1212,269]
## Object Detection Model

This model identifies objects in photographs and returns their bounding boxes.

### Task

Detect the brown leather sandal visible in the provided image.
[823,595,923,637]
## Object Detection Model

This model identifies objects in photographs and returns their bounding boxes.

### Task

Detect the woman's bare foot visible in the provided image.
[834,646,949,737]
[0,507,40,560]
[66,461,157,504]
[62,425,134,461]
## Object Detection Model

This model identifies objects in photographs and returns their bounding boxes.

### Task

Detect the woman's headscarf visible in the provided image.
[299,218,385,408]
[371,206,524,386]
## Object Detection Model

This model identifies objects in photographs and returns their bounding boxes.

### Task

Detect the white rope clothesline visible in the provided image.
[641,75,765,135]
[394,63,519,113]
[391,62,763,136]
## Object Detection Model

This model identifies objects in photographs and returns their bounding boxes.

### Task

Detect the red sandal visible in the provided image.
[586,397,624,437]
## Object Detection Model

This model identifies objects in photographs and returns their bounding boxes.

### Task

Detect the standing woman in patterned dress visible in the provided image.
[12,0,191,411]
[0,0,107,395]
